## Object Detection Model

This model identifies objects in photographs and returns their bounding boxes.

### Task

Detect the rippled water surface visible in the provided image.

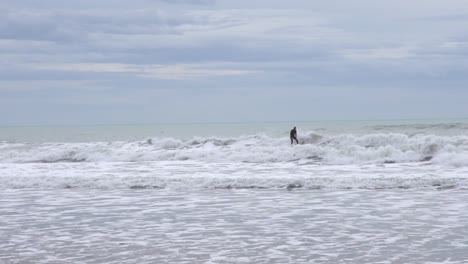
[1,189,468,264]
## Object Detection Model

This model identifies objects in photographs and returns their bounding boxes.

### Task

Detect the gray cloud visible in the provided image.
[1,0,468,125]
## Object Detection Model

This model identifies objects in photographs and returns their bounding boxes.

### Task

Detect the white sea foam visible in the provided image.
[1,160,468,190]
[3,122,468,264]
[2,189,468,263]
[2,130,468,190]
[1,132,467,166]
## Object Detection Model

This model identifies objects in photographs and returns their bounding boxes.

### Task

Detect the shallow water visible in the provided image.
[1,189,467,264]
[1,161,468,190]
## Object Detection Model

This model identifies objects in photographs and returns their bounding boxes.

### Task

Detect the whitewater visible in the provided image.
[1,120,468,263]
[1,122,468,189]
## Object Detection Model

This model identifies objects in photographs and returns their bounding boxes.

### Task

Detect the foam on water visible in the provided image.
[1,160,468,190]
[1,131,468,166]
[2,189,468,264]
[1,123,468,190]
[2,122,468,263]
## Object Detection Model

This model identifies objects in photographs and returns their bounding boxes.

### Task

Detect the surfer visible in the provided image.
[290,127,299,145]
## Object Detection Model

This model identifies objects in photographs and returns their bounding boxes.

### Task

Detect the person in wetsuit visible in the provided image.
[290,127,298,144]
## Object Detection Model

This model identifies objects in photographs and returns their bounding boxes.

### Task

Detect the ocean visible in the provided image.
[1,120,468,263]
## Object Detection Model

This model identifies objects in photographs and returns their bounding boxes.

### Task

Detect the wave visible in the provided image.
[2,163,468,190]
[368,122,468,131]
[1,132,468,166]
[4,177,467,190]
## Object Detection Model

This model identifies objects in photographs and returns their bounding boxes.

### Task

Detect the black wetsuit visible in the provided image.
[290,128,298,144]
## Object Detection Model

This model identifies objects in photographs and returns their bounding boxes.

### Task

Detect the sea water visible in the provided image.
[1,120,468,263]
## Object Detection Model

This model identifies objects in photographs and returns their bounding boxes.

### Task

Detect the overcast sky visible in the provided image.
[2,0,468,125]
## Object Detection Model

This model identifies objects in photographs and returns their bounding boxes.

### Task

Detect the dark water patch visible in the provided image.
[397,185,411,189]
[130,185,161,189]
[306,155,323,161]
[286,183,303,190]
[437,185,457,190]
[34,158,87,163]
[421,156,432,161]
[214,185,267,190]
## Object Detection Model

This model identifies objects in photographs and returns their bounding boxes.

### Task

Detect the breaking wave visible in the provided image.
[2,171,468,190]
[1,132,468,166]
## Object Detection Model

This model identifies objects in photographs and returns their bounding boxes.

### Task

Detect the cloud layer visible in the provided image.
[2,0,468,125]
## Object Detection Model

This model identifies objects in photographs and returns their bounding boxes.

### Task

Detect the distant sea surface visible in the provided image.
[1,119,468,263]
